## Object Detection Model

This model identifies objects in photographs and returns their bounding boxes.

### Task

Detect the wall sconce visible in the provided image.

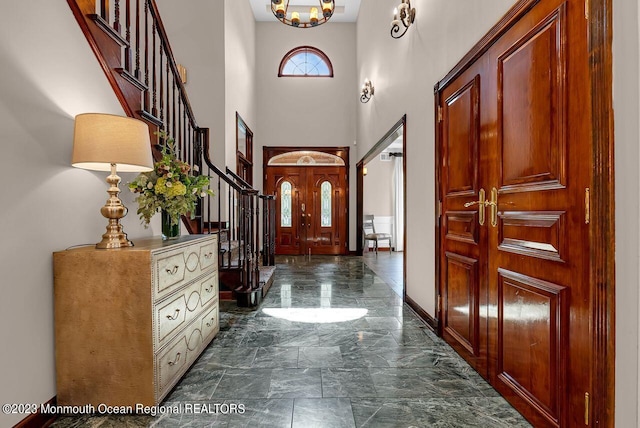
[391,0,416,39]
[363,166,368,176]
[360,79,374,103]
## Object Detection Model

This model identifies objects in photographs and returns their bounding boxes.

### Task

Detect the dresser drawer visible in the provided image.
[154,272,218,349]
[199,241,217,271]
[155,308,214,400]
[156,334,189,399]
[153,237,217,301]
[200,273,218,306]
[201,304,219,343]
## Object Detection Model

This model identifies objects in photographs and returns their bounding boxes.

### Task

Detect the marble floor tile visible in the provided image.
[268,368,323,398]
[363,316,403,330]
[252,346,300,368]
[211,369,273,399]
[204,347,258,369]
[298,346,344,368]
[278,329,321,347]
[48,255,531,428]
[321,368,378,398]
[292,398,356,428]
[226,399,294,428]
[351,397,532,428]
[165,368,225,401]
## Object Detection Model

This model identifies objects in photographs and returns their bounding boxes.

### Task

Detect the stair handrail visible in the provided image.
[225,167,253,190]
[69,0,271,303]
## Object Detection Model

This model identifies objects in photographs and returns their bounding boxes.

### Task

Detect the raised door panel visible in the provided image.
[498,211,566,262]
[444,76,480,197]
[497,269,567,427]
[498,5,567,194]
[444,252,480,355]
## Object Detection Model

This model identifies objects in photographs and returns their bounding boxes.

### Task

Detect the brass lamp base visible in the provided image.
[96,164,134,249]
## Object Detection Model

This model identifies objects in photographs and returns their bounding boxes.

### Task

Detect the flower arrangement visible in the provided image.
[128,131,213,229]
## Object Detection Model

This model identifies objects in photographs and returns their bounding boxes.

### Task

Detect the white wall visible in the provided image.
[356,0,516,319]
[614,0,640,425]
[255,22,357,246]
[0,2,157,426]
[155,0,225,168]
[363,155,394,216]
[224,0,257,173]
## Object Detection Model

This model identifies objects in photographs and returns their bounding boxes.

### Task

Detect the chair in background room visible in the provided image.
[363,215,392,254]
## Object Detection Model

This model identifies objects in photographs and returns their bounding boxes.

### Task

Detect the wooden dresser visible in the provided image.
[53,235,219,407]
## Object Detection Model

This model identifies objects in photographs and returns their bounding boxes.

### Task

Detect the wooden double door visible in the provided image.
[265,166,347,255]
[437,1,593,426]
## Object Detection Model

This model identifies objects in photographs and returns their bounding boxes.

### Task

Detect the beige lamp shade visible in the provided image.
[72,113,154,172]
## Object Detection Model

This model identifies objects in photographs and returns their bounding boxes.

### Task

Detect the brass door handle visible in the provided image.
[464,188,486,226]
[463,188,498,227]
[487,187,498,227]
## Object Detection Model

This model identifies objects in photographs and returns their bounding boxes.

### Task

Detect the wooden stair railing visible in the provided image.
[68,0,274,307]
[225,168,276,268]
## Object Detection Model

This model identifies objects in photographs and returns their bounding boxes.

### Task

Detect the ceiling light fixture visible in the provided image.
[391,0,416,39]
[360,79,374,103]
[271,0,335,28]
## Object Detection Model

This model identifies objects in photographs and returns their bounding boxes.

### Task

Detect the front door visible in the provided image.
[437,1,591,426]
[266,166,347,255]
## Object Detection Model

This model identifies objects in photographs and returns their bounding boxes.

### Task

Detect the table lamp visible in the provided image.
[72,113,154,249]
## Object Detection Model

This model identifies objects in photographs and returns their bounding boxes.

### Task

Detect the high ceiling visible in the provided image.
[248,0,362,23]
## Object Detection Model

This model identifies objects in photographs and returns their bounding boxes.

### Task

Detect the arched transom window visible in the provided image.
[278,46,334,77]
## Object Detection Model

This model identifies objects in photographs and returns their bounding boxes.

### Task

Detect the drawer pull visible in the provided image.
[206,318,215,328]
[204,252,214,259]
[166,309,181,320]
[204,285,214,293]
[166,265,180,275]
[167,352,181,366]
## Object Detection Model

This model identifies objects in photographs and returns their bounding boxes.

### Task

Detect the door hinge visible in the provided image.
[584,392,590,425]
[585,188,590,224]
[437,106,443,122]
[585,0,589,20]
[437,295,442,313]
[437,200,442,217]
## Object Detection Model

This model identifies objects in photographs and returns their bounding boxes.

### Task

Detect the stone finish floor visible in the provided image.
[52,255,531,428]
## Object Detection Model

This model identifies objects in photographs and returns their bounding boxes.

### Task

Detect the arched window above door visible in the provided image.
[268,150,345,166]
[278,46,334,77]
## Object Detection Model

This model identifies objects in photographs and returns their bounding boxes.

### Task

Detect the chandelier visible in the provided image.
[271,0,335,28]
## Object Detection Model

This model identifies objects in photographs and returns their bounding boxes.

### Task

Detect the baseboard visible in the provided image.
[405,295,439,332]
[365,247,391,252]
[13,397,56,428]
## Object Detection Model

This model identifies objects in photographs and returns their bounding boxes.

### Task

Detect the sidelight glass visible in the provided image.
[281,181,292,227]
[321,181,331,227]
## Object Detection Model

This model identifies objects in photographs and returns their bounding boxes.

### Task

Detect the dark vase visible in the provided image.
[161,210,180,240]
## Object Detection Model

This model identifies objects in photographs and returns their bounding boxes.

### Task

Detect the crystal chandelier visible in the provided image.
[271,0,335,28]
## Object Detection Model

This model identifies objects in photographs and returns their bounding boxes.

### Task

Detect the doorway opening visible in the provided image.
[357,115,406,298]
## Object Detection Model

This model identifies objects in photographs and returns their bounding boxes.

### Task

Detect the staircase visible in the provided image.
[67,0,276,307]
